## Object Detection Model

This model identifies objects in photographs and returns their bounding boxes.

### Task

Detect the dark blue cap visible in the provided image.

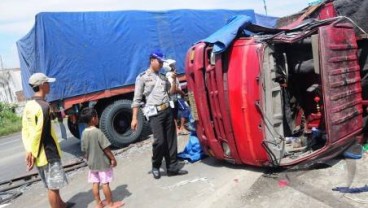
[150,49,166,62]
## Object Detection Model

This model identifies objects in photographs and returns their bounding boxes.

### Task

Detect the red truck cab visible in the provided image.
[185,2,367,167]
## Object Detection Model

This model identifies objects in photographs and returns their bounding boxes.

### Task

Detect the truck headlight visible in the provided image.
[210,51,216,65]
[222,142,231,156]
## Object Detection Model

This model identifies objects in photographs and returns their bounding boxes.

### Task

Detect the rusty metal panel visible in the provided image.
[318,23,363,143]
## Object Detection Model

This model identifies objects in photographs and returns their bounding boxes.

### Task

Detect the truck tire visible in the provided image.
[67,117,80,139]
[99,99,147,148]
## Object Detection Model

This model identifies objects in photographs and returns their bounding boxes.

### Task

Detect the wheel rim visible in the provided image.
[112,109,132,136]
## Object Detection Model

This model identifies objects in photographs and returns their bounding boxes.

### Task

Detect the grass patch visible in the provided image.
[0,102,22,137]
[0,119,22,137]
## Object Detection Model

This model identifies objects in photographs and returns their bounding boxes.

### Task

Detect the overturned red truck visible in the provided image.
[185,0,368,167]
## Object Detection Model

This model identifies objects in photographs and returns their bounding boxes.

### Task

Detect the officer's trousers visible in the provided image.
[149,108,178,171]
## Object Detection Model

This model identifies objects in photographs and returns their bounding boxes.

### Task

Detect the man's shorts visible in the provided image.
[37,160,68,190]
[88,168,113,184]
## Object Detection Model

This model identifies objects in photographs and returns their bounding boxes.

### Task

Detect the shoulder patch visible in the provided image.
[138,71,147,77]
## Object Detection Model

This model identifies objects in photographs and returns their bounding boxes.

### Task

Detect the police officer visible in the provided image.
[131,49,188,179]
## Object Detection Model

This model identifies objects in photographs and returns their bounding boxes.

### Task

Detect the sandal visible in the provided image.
[108,201,125,208]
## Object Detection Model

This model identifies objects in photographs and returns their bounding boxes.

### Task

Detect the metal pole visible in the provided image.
[0,55,3,70]
[263,0,268,16]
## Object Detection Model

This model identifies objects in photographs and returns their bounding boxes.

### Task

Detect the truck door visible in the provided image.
[318,21,363,144]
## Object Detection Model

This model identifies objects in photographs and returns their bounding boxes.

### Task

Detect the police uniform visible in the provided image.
[132,69,179,171]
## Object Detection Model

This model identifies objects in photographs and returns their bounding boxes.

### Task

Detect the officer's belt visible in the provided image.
[156,103,169,111]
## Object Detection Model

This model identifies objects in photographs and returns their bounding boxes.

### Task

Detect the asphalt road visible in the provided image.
[0,132,36,181]
[0,120,83,183]
[5,134,263,208]
[2,122,368,208]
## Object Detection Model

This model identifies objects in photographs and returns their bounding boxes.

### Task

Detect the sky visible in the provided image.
[0,0,309,69]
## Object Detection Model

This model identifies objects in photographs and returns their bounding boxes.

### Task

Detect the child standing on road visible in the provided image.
[80,108,124,208]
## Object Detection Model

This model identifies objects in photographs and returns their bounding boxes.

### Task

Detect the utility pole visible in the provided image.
[263,0,268,16]
[0,55,3,70]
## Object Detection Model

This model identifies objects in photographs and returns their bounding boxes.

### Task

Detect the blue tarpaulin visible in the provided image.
[332,185,368,193]
[17,9,267,102]
[203,14,278,54]
[202,15,253,54]
[177,113,207,163]
[255,13,279,28]
[178,134,206,163]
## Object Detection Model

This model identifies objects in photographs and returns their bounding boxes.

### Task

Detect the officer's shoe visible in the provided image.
[167,169,188,176]
[152,168,161,179]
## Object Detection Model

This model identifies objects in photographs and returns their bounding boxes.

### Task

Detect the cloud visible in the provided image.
[0,21,35,35]
[0,42,19,69]
[267,2,308,16]
[0,0,308,35]
[0,0,268,37]
[0,0,308,68]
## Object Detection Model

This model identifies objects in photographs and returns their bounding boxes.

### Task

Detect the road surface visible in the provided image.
[1,122,368,208]
[0,120,82,183]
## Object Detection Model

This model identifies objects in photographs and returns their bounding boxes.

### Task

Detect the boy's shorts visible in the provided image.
[171,101,179,120]
[37,160,68,190]
[88,168,113,184]
[178,107,190,119]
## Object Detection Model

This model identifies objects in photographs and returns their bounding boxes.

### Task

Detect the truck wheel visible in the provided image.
[99,99,146,148]
[67,117,80,139]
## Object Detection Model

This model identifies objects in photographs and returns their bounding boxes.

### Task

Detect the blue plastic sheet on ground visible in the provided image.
[332,185,368,193]
[178,134,206,163]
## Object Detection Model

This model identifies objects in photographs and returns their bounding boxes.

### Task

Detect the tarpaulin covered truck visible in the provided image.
[17,9,274,147]
[185,0,368,167]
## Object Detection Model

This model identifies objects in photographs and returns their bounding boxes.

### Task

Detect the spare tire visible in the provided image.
[99,99,146,148]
